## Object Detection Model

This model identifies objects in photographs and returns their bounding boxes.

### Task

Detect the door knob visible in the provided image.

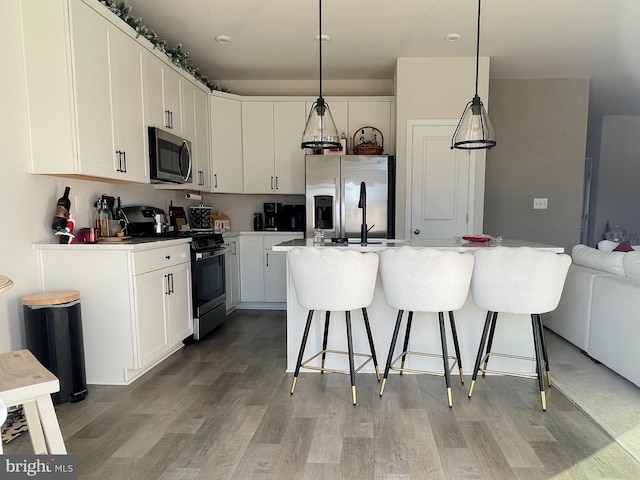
[414,229,420,235]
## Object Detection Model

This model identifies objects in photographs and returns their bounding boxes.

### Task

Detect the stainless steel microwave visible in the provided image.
[148,127,192,184]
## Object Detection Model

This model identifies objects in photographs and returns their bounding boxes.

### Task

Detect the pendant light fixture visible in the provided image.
[451,0,496,150]
[301,0,341,150]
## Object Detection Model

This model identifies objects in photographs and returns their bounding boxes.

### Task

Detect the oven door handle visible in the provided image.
[195,247,230,260]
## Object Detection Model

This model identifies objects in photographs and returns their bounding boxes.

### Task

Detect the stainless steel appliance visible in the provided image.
[190,234,229,340]
[148,127,192,184]
[119,205,167,236]
[120,205,229,341]
[264,202,282,231]
[305,155,395,240]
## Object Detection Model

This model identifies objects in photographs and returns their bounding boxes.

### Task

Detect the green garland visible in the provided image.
[97,0,229,93]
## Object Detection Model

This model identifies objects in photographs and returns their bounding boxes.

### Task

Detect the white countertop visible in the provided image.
[34,237,191,251]
[272,238,564,253]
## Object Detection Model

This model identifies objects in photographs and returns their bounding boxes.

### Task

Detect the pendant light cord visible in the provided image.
[318,0,323,101]
[474,0,481,98]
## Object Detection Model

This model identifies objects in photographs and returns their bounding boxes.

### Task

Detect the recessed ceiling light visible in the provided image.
[215,35,231,44]
[315,34,330,43]
[446,33,461,42]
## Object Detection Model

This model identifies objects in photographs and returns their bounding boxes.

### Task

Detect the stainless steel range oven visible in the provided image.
[190,233,229,340]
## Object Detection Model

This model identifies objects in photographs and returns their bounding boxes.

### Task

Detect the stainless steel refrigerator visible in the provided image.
[305,155,395,240]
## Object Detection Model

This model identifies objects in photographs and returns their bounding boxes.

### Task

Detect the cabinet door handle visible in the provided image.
[414,229,420,235]
[270,176,274,190]
[122,151,127,173]
[214,174,218,188]
[165,274,170,295]
[275,176,279,190]
[266,252,269,267]
[165,110,171,129]
[169,273,174,294]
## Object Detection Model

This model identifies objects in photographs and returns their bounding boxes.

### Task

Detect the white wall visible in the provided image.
[594,116,640,243]
[394,57,489,237]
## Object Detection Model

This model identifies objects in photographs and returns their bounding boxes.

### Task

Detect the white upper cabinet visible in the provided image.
[242,101,275,194]
[145,53,183,135]
[242,100,306,194]
[273,102,306,194]
[210,95,244,193]
[21,0,148,183]
[192,87,212,190]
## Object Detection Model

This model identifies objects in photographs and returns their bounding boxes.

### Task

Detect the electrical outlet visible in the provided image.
[74,195,84,214]
[533,198,548,209]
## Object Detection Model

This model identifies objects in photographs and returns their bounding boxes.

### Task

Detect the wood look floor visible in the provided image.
[6,310,640,479]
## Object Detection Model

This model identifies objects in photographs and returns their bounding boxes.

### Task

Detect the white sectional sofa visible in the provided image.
[544,242,640,387]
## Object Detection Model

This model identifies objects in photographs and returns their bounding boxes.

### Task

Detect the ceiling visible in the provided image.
[123,0,640,119]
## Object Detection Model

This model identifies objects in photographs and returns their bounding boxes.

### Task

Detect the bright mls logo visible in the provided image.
[0,455,77,479]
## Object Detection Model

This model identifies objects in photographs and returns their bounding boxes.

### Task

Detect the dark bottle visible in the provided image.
[51,186,71,232]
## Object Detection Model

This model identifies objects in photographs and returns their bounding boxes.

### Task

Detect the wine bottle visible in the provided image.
[51,186,71,232]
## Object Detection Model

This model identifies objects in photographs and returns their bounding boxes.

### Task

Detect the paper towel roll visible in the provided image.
[185,193,202,200]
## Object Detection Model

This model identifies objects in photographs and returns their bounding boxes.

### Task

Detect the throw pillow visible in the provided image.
[613,241,634,252]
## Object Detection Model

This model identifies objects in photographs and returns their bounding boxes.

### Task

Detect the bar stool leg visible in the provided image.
[438,311,453,408]
[531,314,547,411]
[321,311,331,373]
[469,311,493,398]
[536,314,552,386]
[361,308,380,381]
[345,311,357,405]
[448,311,464,384]
[291,310,315,394]
[380,310,404,396]
[482,312,499,377]
[400,312,414,374]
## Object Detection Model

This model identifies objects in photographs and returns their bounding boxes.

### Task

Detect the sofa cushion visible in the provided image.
[571,244,626,276]
[623,252,640,280]
[598,240,619,252]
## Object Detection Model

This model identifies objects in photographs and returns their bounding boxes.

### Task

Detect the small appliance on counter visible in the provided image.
[189,203,213,231]
[253,212,264,231]
[264,202,282,231]
[119,205,169,236]
[280,204,305,231]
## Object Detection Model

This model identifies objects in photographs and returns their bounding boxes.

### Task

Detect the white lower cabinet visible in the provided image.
[239,233,303,305]
[36,241,193,385]
[225,236,241,313]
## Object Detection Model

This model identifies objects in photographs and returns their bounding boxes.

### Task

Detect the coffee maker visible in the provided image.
[264,202,282,231]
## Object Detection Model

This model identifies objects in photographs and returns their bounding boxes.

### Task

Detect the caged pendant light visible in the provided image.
[451,0,496,150]
[301,0,341,150]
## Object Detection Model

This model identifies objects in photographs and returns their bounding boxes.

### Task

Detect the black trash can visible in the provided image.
[23,290,88,404]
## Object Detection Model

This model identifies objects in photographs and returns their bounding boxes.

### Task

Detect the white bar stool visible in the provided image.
[378,246,474,407]
[0,349,67,453]
[468,246,571,410]
[288,248,380,405]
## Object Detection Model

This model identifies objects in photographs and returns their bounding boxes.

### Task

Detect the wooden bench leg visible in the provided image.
[22,400,48,454]
[35,395,67,454]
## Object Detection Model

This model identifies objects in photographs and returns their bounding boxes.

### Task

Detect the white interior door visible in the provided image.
[409,122,474,239]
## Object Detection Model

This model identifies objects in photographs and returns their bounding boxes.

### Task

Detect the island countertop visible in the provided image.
[272,238,564,253]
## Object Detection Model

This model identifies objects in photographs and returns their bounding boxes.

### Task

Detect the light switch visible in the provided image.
[533,198,548,209]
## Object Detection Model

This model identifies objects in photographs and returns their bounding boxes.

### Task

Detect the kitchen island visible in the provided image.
[274,239,564,378]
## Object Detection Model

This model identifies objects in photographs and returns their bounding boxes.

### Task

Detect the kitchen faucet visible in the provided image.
[359,181,367,244]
